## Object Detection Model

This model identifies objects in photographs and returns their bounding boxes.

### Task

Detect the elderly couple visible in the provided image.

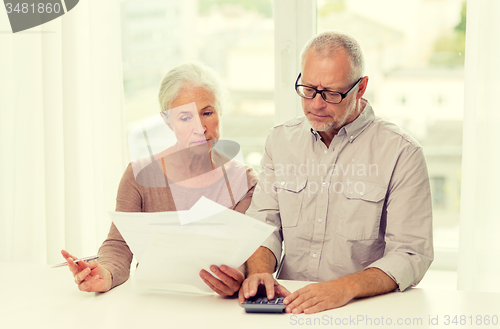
[61,31,433,314]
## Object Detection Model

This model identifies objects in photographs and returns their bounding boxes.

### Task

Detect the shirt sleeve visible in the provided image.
[366,146,434,291]
[98,164,137,289]
[245,133,283,270]
[232,166,258,214]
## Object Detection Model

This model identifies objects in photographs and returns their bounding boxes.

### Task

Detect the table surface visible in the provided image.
[2,262,499,329]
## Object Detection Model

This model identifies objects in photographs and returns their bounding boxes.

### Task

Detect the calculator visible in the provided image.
[242,296,287,313]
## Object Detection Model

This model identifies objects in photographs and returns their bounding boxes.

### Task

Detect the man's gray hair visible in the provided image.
[158,62,227,117]
[300,31,365,83]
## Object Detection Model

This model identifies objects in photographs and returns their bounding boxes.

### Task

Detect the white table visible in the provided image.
[2,262,499,329]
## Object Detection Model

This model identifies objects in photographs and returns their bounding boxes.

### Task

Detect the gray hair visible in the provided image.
[300,31,365,83]
[158,62,227,117]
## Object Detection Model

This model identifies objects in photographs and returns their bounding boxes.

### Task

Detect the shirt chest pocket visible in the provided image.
[338,180,387,240]
[274,176,307,228]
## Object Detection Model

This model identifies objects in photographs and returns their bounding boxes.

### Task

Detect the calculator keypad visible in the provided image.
[242,297,286,313]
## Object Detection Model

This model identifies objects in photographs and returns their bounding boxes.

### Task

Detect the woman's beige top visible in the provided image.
[98,151,258,289]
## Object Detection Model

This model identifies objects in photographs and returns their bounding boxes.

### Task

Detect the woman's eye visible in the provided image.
[181,116,191,122]
[203,111,213,117]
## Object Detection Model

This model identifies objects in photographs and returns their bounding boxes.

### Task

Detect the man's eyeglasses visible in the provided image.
[295,73,363,104]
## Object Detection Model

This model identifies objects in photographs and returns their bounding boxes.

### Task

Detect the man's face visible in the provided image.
[301,49,364,135]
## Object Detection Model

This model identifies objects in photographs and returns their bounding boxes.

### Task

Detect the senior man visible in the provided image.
[239,31,433,314]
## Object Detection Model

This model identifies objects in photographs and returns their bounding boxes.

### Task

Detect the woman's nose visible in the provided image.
[193,116,206,134]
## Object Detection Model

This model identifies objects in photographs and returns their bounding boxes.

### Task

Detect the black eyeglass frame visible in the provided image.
[295,73,363,104]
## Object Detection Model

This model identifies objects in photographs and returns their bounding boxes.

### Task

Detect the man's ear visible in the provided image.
[356,76,369,100]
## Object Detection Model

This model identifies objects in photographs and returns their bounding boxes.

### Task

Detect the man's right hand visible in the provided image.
[238,273,291,305]
[61,249,112,293]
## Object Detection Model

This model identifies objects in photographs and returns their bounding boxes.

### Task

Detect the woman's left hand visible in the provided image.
[199,265,245,297]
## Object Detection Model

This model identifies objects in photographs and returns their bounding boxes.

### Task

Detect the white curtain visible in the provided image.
[0,1,126,265]
[458,0,500,293]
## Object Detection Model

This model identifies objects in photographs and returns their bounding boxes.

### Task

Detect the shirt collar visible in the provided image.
[343,98,375,143]
[308,98,375,143]
[309,127,320,141]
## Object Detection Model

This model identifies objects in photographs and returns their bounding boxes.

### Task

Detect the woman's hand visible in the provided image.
[60,250,112,293]
[199,265,245,297]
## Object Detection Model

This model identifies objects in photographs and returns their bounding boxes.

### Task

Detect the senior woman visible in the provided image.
[61,62,258,297]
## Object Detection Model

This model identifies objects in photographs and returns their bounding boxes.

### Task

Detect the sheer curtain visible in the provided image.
[458,0,500,293]
[0,1,126,265]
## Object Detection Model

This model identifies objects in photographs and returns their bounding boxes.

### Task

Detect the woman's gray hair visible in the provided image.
[158,62,227,117]
[300,31,365,83]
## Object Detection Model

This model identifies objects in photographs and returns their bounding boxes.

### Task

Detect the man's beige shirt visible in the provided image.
[246,98,433,291]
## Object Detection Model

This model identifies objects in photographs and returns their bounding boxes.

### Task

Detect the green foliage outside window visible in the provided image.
[429,1,466,67]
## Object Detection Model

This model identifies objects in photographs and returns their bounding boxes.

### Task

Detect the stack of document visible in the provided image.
[109,197,275,293]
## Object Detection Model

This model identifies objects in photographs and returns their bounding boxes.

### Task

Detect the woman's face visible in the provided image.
[166,87,220,152]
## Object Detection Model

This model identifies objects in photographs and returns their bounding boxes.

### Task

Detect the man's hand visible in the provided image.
[283,280,355,314]
[283,268,398,314]
[238,273,291,305]
[199,265,244,297]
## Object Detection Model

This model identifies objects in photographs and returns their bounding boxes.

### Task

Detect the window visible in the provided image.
[317,0,466,263]
[120,0,275,170]
[431,176,447,208]
[119,0,464,268]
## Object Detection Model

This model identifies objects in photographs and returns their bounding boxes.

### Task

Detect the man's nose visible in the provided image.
[311,92,327,109]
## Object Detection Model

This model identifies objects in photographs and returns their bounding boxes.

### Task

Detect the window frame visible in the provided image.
[273,0,316,125]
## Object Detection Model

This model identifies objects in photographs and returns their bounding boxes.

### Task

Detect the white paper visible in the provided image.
[178,196,227,225]
[107,211,187,263]
[109,198,275,293]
